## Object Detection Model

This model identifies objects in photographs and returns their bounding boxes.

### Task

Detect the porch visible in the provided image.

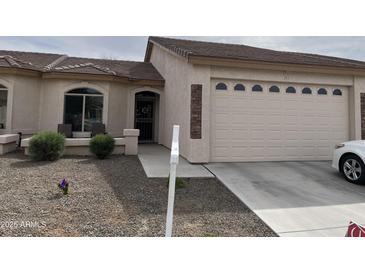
[21,129,139,156]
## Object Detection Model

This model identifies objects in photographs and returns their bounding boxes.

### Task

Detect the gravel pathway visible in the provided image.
[0,151,276,237]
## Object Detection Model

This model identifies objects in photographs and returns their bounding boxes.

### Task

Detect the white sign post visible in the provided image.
[165,125,180,237]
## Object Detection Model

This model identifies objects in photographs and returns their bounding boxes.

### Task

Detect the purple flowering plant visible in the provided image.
[58,178,69,195]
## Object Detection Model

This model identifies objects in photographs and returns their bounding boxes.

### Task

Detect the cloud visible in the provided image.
[0,36,148,61]
[1,36,365,62]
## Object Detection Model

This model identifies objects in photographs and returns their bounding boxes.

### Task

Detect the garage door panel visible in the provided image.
[231,147,250,157]
[211,82,349,162]
[250,129,266,140]
[231,129,250,140]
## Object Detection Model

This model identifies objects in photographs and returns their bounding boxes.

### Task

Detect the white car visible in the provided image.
[332,140,365,184]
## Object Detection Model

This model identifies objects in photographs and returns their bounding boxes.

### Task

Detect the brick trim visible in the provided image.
[361,93,365,139]
[190,84,202,139]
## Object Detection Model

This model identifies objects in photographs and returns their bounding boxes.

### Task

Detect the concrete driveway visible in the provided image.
[205,161,365,237]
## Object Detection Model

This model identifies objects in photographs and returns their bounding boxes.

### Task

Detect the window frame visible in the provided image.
[215,82,228,91]
[333,89,342,96]
[252,84,263,92]
[286,86,296,94]
[269,85,280,93]
[64,88,104,132]
[302,87,312,95]
[0,85,8,130]
[234,83,245,92]
[317,88,327,95]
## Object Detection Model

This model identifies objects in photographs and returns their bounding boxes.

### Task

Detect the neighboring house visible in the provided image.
[1,37,365,163]
[0,51,164,141]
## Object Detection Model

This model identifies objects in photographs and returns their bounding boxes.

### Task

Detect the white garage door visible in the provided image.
[210,81,349,162]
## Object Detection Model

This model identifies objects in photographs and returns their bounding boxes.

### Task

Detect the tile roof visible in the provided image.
[0,50,164,83]
[147,36,365,70]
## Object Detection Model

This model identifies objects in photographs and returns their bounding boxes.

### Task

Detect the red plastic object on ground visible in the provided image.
[345,221,365,237]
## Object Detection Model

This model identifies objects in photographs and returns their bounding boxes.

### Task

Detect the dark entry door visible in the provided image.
[135,97,154,142]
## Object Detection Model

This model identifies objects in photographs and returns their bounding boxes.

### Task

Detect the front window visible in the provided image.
[0,84,8,130]
[64,88,103,132]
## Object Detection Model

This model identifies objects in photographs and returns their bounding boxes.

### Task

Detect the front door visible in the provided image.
[135,95,154,143]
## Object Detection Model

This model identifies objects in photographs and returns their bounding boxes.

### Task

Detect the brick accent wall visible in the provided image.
[361,93,365,139]
[190,84,202,139]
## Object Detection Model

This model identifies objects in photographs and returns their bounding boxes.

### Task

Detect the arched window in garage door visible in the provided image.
[234,84,245,91]
[269,85,280,93]
[318,88,328,95]
[333,89,342,96]
[252,84,263,92]
[302,87,312,94]
[215,83,227,91]
[286,86,296,94]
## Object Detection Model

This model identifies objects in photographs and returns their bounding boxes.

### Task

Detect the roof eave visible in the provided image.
[145,38,190,62]
[0,66,42,76]
[42,71,165,86]
[188,55,365,76]
[144,38,154,62]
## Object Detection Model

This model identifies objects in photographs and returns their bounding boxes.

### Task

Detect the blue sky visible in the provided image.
[1,36,365,62]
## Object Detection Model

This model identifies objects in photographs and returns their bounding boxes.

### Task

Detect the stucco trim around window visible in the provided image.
[60,82,109,131]
[0,78,13,134]
[64,88,104,132]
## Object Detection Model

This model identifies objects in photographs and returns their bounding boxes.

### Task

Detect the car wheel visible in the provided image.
[341,154,365,185]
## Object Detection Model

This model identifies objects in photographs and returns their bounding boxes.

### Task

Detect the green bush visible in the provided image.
[28,131,65,161]
[89,134,115,159]
[167,176,187,189]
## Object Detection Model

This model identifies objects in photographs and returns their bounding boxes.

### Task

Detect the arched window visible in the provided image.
[216,83,227,90]
[269,85,280,93]
[64,88,103,132]
[234,84,245,91]
[286,86,296,94]
[333,89,342,96]
[252,85,263,92]
[0,84,8,130]
[317,88,327,95]
[302,87,312,94]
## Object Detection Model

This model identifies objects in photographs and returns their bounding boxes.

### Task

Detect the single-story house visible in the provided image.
[1,36,365,163]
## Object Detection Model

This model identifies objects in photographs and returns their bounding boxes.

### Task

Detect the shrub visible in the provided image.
[28,131,65,161]
[89,134,115,159]
[167,176,187,189]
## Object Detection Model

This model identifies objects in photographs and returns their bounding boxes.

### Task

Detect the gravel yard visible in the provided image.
[0,151,276,237]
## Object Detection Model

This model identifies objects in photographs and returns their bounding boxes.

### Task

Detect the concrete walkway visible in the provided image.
[205,161,365,237]
[138,144,214,178]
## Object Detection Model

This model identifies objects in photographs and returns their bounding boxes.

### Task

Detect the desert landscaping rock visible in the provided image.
[0,151,276,237]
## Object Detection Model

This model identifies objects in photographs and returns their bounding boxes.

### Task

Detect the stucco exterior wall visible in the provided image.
[0,73,163,138]
[39,79,162,137]
[149,44,192,159]
[150,44,364,163]
[0,74,41,135]
[39,79,110,133]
